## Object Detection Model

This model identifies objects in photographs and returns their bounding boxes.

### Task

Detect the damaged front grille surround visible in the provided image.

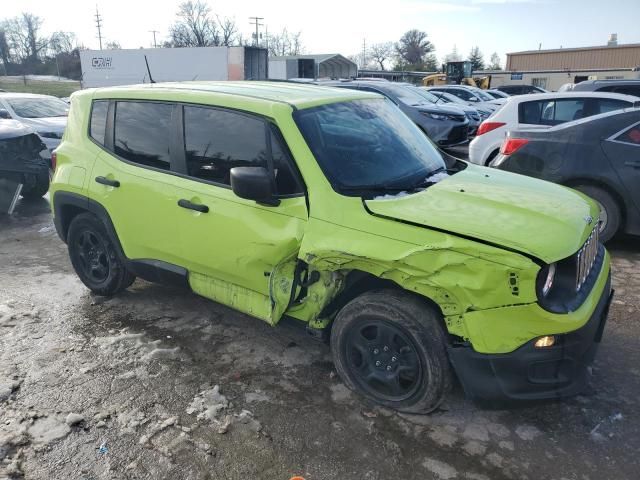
[576,226,599,292]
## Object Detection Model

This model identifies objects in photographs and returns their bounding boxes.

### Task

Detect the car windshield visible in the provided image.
[293,99,446,196]
[377,84,430,106]
[412,88,440,104]
[470,89,494,101]
[7,97,69,118]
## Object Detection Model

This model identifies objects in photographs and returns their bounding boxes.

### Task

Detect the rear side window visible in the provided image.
[89,100,108,145]
[600,85,640,97]
[114,101,173,170]
[616,124,640,145]
[595,99,630,114]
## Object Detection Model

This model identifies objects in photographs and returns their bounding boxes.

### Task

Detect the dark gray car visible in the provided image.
[0,119,51,199]
[322,81,470,147]
[571,79,640,98]
[491,108,640,241]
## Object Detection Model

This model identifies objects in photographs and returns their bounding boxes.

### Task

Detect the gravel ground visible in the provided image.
[1,195,639,480]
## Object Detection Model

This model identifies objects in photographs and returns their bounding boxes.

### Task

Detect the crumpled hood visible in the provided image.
[365,164,598,263]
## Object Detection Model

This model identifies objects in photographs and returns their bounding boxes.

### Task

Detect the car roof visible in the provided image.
[86,81,378,109]
[503,91,640,104]
[0,92,60,100]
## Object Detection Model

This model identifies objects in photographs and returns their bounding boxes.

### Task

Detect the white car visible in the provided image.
[0,93,69,150]
[426,85,505,113]
[468,91,640,165]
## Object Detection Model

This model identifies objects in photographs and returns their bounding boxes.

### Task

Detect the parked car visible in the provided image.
[571,79,640,97]
[324,80,470,147]
[425,89,493,119]
[0,93,69,150]
[0,119,52,199]
[486,89,510,99]
[51,82,612,411]
[497,84,548,95]
[411,86,482,136]
[469,92,639,166]
[491,107,640,241]
[426,85,505,112]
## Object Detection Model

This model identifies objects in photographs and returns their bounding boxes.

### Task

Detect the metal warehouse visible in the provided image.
[489,35,640,91]
[268,54,357,80]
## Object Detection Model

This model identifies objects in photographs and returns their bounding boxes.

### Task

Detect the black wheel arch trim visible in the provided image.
[53,191,189,288]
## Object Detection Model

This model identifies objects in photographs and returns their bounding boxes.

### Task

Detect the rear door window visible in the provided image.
[113,101,173,170]
[520,99,586,125]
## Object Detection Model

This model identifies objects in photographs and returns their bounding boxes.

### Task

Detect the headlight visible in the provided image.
[422,112,460,121]
[537,263,557,298]
[38,131,62,139]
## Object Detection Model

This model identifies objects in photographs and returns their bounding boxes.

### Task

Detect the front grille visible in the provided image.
[576,227,599,292]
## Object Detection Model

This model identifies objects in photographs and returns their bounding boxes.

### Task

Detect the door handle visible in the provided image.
[624,160,640,168]
[178,199,209,213]
[95,176,120,187]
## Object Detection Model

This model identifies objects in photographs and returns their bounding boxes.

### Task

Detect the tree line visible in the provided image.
[359,30,503,72]
[0,1,305,80]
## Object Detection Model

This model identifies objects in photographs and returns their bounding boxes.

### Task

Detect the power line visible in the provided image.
[249,17,264,47]
[149,30,159,48]
[95,5,103,50]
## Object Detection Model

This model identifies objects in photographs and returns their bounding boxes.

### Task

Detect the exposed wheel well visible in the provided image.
[321,270,451,340]
[562,178,626,228]
[57,203,87,243]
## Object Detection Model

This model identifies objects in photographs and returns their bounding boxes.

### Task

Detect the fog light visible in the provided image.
[534,335,556,348]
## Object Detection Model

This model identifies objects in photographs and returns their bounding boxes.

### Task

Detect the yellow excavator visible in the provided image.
[423,61,491,89]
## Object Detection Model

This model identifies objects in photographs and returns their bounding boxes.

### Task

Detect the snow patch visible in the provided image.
[187,385,229,422]
[515,424,542,441]
[422,457,458,479]
[27,416,71,445]
[425,171,450,183]
[373,191,410,201]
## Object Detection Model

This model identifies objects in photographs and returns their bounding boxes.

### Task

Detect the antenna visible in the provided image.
[144,55,155,83]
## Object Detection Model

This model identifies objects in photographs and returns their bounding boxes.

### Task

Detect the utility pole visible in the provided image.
[95,5,103,50]
[249,17,264,47]
[149,30,159,48]
[362,38,366,68]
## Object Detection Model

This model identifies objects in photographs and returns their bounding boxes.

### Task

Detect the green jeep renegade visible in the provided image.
[50,82,612,412]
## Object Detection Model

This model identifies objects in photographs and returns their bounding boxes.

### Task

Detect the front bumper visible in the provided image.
[448,275,612,402]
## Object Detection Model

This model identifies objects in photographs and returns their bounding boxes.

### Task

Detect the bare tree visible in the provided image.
[369,42,393,70]
[49,31,76,55]
[0,29,11,69]
[3,13,47,62]
[216,16,237,46]
[488,52,502,70]
[169,1,220,47]
[268,28,303,56]
[443,45,462,63]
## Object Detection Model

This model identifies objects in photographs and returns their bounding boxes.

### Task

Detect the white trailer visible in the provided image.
[80,47,268,88]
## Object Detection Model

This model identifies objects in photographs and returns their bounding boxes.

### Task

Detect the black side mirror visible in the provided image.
[0,109,12,119]
[230,166,280,206]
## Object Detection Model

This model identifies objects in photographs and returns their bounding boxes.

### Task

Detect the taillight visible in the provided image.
[500,138,529,155]
[476,121,505,136]
[51,151,57,171]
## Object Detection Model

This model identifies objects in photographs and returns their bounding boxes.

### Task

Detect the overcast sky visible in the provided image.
[3,0,640,67]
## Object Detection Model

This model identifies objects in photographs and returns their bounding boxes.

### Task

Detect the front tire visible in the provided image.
[67,213,135,295]
[574,185,620,242]
[330,289,453,413]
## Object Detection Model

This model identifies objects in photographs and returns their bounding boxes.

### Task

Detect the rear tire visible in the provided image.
[67,213,135,295]
[574,185,620,242]
[330,289,453,413]
[21,172,50,199]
